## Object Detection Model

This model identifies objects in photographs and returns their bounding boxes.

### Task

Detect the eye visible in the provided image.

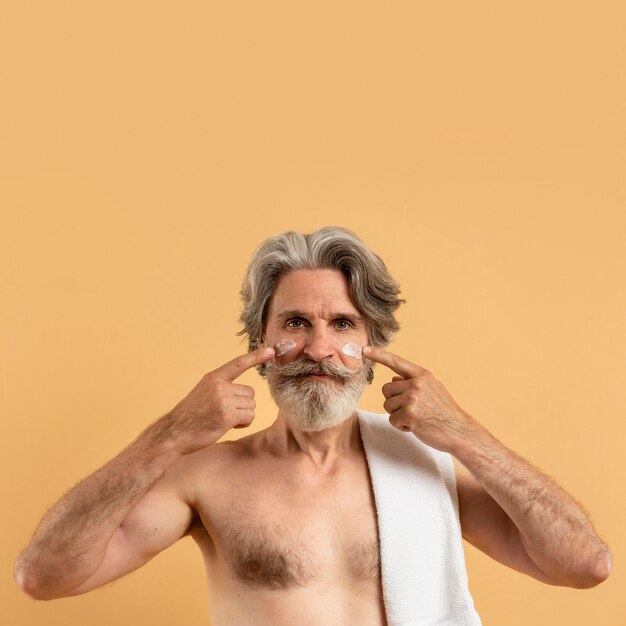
[286,319,306,328]
[335,319,352,330]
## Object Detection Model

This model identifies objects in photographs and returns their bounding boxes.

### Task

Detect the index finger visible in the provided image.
[214,346,275,382]
[362,345,426,379]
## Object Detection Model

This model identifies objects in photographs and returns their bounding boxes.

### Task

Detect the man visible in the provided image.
[15,226,611,624]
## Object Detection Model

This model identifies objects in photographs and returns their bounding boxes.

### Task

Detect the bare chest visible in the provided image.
[196,451,381,591]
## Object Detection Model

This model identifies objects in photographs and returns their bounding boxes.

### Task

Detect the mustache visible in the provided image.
[265,358,362,382]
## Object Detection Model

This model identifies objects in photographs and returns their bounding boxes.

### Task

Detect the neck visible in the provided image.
[265,409,363,469]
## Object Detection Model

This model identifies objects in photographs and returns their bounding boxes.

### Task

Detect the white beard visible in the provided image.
[265,360,369,432]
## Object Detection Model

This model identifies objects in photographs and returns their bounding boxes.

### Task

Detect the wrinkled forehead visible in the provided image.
[267,268,363,320]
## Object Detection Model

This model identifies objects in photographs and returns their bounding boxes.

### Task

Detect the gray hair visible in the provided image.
[237,226,405,360]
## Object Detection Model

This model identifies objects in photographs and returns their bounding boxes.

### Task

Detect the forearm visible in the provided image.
[15,414,184,596]
[452,416,612,587]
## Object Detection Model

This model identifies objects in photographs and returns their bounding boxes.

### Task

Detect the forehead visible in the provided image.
[268,268,360,317]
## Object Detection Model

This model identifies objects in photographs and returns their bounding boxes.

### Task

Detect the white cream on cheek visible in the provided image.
[275,339,298,357]
[274,339,363,359]
[342,342,363,359]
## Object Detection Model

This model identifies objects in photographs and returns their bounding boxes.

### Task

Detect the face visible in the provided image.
[261,268,373,432]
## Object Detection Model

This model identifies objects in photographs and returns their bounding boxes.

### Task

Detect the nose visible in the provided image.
[303,326,336,362]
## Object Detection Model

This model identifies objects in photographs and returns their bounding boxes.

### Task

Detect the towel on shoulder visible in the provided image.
[357,408,483,626]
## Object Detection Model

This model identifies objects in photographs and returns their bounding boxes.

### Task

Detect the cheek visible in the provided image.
[269,334,367,364]
[273,338,305,361]
[340,341,366,369]
[342,342,363,359]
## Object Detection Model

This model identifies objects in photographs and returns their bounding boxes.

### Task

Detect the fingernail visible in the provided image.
[363,346,372,354]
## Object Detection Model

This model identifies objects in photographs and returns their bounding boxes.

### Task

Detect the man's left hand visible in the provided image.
[363,345,478,453]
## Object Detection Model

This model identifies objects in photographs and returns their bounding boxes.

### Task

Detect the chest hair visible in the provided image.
[225,514,380,590]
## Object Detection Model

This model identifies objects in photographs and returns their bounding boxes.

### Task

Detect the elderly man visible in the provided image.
[15,226,611,625]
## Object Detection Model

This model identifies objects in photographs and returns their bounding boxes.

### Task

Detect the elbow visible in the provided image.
[14,557,59,601]
[568,547,613,589]
[584,548,612,588]
[14,560,40,600]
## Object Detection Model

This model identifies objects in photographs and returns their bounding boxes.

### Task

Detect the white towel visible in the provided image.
[357,409,482,626]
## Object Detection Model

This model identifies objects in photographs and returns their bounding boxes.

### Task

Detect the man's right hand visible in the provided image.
[162,346,275,455]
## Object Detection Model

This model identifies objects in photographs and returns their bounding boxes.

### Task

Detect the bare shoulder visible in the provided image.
[178,431,267,541]
[183,431,261,469]
[173,431,265,498]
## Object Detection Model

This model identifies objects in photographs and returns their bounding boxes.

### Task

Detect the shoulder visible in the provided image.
[174,436,248,477]
[173,430,267,486]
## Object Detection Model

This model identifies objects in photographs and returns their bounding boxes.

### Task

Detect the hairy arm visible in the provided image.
[14,417,191,600]
[452,425,612,588]
[362,345,612,589]
[14,346,274,600]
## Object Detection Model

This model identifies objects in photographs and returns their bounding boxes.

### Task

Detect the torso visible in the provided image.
[185,426,388,626]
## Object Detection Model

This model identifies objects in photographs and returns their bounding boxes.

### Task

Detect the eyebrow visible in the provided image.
[275,309,364,323]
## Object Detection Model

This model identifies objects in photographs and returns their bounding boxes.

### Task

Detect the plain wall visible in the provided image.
[1,2,624,625]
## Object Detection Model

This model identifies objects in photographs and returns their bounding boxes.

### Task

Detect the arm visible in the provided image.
[451,437,611,588]
[362,346,612,588]
[14,346,275,600]
[14,429,190,600]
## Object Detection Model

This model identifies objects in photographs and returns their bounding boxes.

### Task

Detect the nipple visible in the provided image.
[275,339,297,357]
[342,343,363,359]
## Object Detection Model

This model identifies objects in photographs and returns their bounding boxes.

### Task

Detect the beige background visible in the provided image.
[1,2,624,625]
